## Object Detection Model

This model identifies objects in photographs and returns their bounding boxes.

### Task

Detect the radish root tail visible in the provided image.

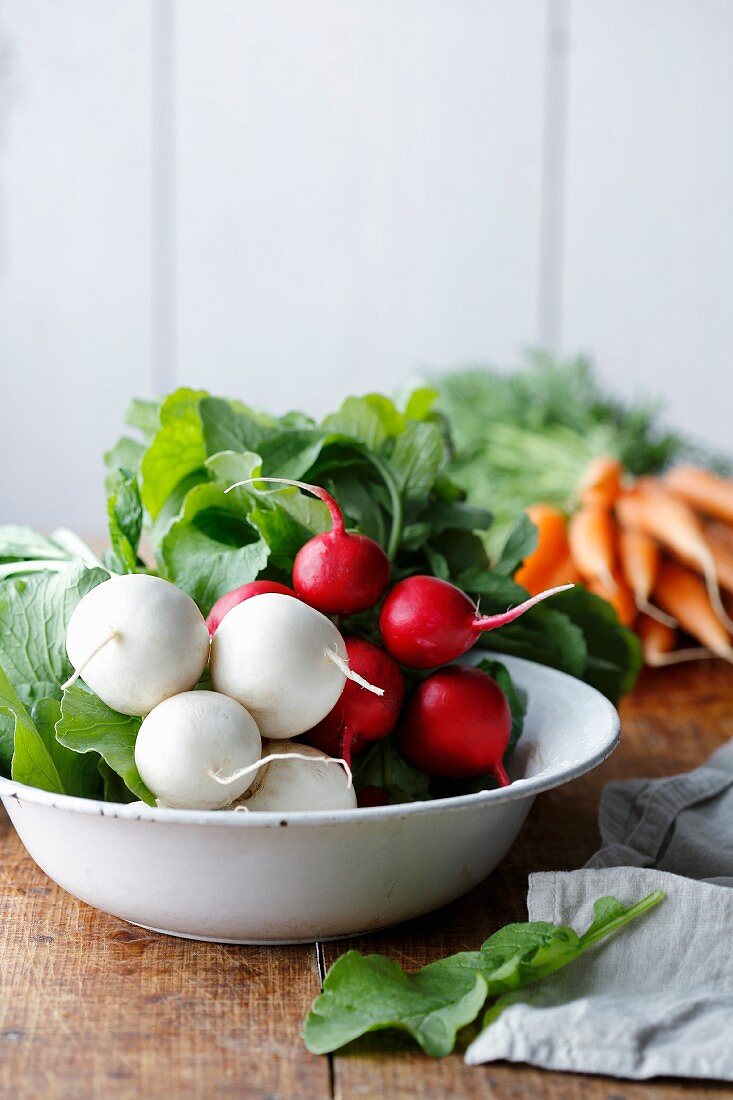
[209,751,354,789]
[61,627,118,690]
[326,649,384,696]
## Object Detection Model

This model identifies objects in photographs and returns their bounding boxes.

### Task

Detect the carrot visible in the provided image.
[653,560,733,660]
[701,522,733,593]
[577,456,624,508]
[515,505,569,595]
[637,613,714,667]
[588,571,636,626]
[618,528,677,627]
[568,503,618,592]
[543,551,582,589]
[665,466,733,526]
[616,479,733,633]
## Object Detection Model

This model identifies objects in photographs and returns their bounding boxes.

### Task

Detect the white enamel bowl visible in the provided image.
[0,654,619,943]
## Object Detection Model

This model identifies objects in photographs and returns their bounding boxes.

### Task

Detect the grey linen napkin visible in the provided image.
[465,741,733,1079]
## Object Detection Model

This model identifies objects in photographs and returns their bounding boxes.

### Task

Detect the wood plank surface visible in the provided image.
[1,661,732,1098]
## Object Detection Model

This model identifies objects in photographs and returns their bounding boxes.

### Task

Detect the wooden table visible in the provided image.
[1,662,732,1099]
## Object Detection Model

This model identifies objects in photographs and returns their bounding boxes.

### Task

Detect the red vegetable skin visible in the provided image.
[303,637,405,766]
[398,665,512,784]
[379,575,573,669]
[206,580,297,635]
[357,785,389,808]
[226,477,390,615]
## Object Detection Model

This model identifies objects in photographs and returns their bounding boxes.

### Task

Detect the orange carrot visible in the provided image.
[544,551,583,589]
[665,466,733,526]
[588,571,636,625]
[616,479,733,633]
[637,613,714,667]
[577,456,624,508]
[568,503,618,592]
[653,560,733,660]
[515,504,569,595]
[618,528,677,627]
[702,522,733,593]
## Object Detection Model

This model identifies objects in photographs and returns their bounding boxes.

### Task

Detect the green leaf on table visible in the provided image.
[303,891,664,1057]
[56,686,154,804]
[105,468,143,574]
[304,952,487,1058]
[493,513,538,577]
[160,480,269,614]
[140,387,209,519]
[0,564,108,707]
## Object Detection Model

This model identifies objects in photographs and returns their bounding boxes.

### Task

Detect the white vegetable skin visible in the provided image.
[238,741,357,812]
[65,574,210,715]
[209,593,349,738]
[134,690,262,810]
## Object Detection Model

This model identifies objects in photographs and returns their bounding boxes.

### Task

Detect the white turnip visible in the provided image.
[65,574,210,715]
[233,741,356,812]
[209,593,382,739]
[134,689,262,809]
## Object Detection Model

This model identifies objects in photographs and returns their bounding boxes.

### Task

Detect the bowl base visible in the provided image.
[127,918,379,945]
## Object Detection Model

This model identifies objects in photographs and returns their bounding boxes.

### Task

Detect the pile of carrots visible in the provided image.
[515,461,733,666]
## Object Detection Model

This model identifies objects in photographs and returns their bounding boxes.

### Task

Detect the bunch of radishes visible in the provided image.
[64,478,568,811]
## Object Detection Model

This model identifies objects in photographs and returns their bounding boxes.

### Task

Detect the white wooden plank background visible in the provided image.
[174,0,547,415]
[561,0,733,453]
[0,0,731,531]
[0,1,154,531]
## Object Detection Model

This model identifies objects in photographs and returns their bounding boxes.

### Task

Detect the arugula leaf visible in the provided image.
[303,891,664,1057]
[140,387,209,519]
[105,469,143,574]
[56,686,154,804]
[0,565,108,707]
[304,952,487,1058]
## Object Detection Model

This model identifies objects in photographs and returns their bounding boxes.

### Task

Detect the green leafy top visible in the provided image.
[303,890,664,1057]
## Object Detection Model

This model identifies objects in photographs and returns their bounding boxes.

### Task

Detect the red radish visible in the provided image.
[398,665,511,784]
[226,477,390,615]
[206,580,296,634]
[379,575,572,669]
[304,637,405,765]
[357,785,389,807]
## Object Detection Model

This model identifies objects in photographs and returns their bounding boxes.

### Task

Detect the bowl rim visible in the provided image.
[0,654,620,828]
